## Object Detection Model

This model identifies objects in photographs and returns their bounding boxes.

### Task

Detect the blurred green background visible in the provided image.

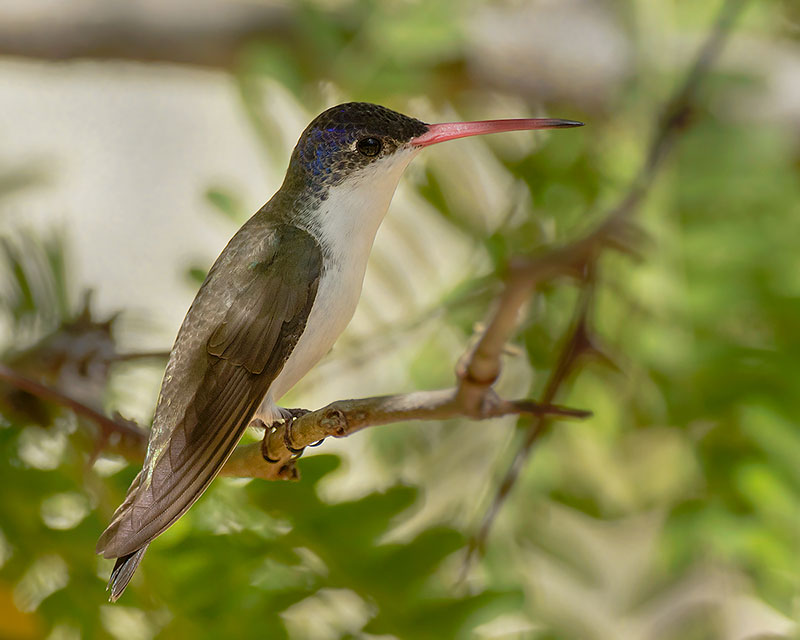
[0,0,798,638]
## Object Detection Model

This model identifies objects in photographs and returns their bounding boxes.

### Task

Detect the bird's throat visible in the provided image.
[259,146,420,408]
[297,145,420,268]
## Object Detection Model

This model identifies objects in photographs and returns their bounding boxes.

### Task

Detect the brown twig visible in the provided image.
[462,280,597,570]
[461,0,750,567]
[111,351,171,362]
[0,363,145,441]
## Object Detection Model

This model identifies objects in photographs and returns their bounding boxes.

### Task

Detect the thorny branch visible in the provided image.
[462,0,750,565]
[0,364,145,443]
[0,362,588,480]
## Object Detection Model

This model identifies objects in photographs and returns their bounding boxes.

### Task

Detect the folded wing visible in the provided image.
[97,223,322,559]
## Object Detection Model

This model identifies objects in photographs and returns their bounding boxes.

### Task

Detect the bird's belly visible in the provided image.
[255,261,363,421]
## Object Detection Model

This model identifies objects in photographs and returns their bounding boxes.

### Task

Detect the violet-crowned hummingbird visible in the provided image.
[96,102,582,600]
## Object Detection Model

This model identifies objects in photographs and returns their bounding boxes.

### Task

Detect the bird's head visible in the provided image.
[286,102,428,196]
[279,102,582,244]
[285,101,583,196]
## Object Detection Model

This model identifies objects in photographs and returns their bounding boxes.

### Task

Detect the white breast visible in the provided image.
[255,146,420,421]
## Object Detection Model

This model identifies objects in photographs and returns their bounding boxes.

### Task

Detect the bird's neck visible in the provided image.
[286,147,420,269]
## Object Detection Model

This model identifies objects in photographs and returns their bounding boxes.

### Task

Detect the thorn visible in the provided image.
[571,321,596,359]
[101,311,122,332]
[511,400,592,419]
[85,430,110,471]
[77,290,94,322]
[584,340,623,374]
[603,220,649,260]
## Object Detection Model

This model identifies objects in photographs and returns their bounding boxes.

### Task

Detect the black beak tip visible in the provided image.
[560,120,585,128]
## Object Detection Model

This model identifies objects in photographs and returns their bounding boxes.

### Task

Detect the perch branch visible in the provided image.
[225,390,588,481]
[0,361,588,480]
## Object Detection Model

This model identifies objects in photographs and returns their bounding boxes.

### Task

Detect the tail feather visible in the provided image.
[97,470,142,557]
[107,544,149,602]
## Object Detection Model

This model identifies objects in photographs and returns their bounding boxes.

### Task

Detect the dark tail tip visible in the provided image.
[107,545,149,602]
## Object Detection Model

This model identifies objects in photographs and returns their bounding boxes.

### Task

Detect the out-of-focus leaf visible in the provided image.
[205,187,246,223]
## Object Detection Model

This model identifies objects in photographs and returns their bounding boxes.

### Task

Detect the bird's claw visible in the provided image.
[259,408,314,462]
[279,407,310,456]
[283,419,305,456]
[260,425,280,463]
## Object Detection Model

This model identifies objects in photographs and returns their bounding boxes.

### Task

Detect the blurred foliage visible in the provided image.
[0,225,120,433]
[1,0,800,639]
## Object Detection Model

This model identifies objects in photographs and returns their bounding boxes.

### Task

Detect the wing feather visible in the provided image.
[97,223,322,558]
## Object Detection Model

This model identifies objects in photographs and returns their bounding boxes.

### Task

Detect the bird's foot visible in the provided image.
[257,408,317,463]
[277,407,310,456]
[258,422,279,463]
[277,406,310,422]
[252,418,280,463]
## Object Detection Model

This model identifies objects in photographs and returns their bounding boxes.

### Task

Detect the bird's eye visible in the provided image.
[356,137,382,157]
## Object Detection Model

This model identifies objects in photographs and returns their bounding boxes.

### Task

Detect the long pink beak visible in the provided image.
[410,118,584,147]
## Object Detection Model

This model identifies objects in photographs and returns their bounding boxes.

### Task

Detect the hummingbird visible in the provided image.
[96,102,582,600]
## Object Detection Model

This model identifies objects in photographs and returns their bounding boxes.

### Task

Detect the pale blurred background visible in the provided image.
[0,0,799,639]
